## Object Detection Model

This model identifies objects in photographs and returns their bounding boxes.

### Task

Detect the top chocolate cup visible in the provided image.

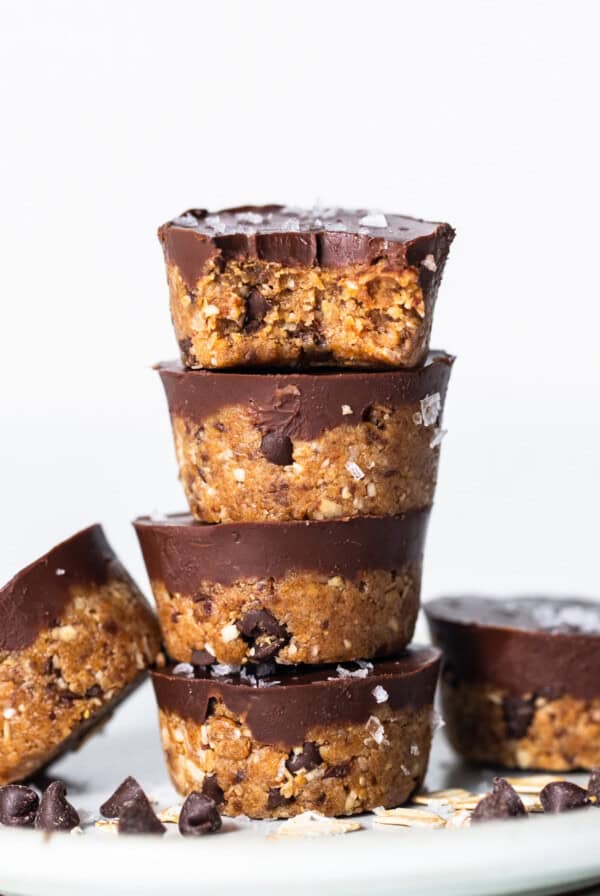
[158,205,454,369]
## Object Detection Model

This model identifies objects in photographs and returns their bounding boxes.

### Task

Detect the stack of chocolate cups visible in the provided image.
[137,206,455,819]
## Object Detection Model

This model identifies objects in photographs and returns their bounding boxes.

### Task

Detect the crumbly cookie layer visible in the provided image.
[152,565,420,665]
[171,401,442,523]
[441,680,600,771]
[168,259,430,369]
[158,699,432,818]
[0,580,160,784]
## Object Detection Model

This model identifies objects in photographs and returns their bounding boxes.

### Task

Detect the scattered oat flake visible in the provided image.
[359,213,388,228]
[269,811,361,839]
[341,404,353,415]
[346,460,365,480]
[157,805,181,824]
[419,393,441,427]
[412,788,473,808]
[372,806,446,829]
[445,810,472,829]
[372,685,389,704]
[505,774,565,794]
[421,254,437,272]
[95,819,119,833]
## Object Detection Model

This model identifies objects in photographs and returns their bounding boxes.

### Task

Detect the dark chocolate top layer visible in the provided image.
[134,510,430,590]
[151,646,440,747]
[0,526,122,651]
[425,596,600,700]
[157,352,454,439]
[158,205,455,289]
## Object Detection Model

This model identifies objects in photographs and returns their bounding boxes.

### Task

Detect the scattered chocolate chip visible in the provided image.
[260,432,294,466]
[471,778,527,823]
[244,288,269,333]
[324,762,350,780]
[0,784,39,827]
[502,695,536,739]
[178,792,222,836]
[588,768,600,804]
[237,609,290,662]
[286,742,322,774]
[100,776,145,818]
[191,648,216,666]
[34,781,80,832]
[118,793,166,835]
[201,774,224,806]
[266,788,293,811]
[540,781,589,813]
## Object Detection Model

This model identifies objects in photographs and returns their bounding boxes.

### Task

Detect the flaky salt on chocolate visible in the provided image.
[158,206,454,369]
[0,526,160,785]
[151,646,440,819]
[426,596,600,771]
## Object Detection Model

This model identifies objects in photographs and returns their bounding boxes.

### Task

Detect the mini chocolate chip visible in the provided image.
[324,762,350,780]
[103,619,118,636]
[237,609,290,662]
[201,774,224,806]
[260,432,294,466]
[244,288,269,333]
[266,788,294,811]
[540,781,589,813]
[178,792,222,836]
[100,776,145,818]
[0,785,39,827]
[85,684,102,699]
[118,793,166,835]
[34,781,80,832]
[471,778,527,823]
[286,742,322,774]
[191,648,216,666]
[502,695,536,739]
[588,768,600,804]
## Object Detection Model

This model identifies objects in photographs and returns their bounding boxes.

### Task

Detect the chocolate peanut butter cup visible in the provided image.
[158,352,453,523]
[426,596,600,771]
[151,645,440,818]
[0,526,160,784]
[134,510,429,666]
[158,205,454,369]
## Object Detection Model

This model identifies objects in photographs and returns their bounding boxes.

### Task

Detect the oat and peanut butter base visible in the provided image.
[134,511,428,665]
[0,526,161,784]
[159,206,454,369]
[426,596,600,772]
[152,647,440,818]
[158,354,452,523]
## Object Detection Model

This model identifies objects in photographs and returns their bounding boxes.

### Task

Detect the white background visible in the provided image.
[1,0,598,606]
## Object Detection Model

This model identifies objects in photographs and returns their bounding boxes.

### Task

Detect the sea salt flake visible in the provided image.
[410,743,420,756]
[420,393,441,427]
[372,685,389,704]
[346,460,365,481]
[258,679,281,688]
[336,665,369,679]
[357,660,373,670]
[359,213,388,228]
[421,254,437,272]
[430,428,447,449]
[341,404,353,416]
[55,568,66,576]
[366,715,386,745]
[236,211,263,225]
[172,663,194,677]
[210,663,241,677]
[431,708,445,733]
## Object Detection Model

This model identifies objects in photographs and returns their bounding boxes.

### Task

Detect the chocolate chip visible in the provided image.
[201,774,224,806]
[85,683,103,699]
[266,788,293,811]
[100,776,145,818]
[34,781,80,832]
[471,778,527,823]
[178,336,196,365]
[540,781,589,813]
[103,619,118,636]
[191,648,215,666]
[244,288,269,333]
[588,768,600,804]
[260,432,294,466]
[324,762,351,780]
[502,695,536,739]
[178,792,222,836]
[118,793,166,835]
[286,742,322,774]
[0,784,39,827]
[237,609,290,662]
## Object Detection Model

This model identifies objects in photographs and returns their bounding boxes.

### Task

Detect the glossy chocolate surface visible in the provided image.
[426,596,600,699]
[151,646,440,747]
[157,352,454,439]
[158,205,455,289]
[134,510,430,590]
[0,526,125,651]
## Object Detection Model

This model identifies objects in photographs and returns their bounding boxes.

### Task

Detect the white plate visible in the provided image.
[1,682,599,896]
